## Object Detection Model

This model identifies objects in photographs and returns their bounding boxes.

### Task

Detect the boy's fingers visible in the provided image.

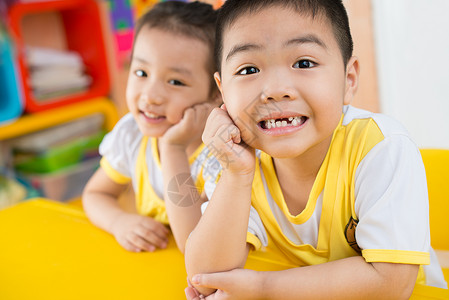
[192,273,229,290]
[185,287,200,300]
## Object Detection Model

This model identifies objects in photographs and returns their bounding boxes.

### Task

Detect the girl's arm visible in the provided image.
[83,167,169,252]
[159,102,214,253]
[82,167,129,233]
[160,143,204,254]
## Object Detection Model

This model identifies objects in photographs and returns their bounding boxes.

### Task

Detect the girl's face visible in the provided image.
[126,27,214,137]
[215,6,358,159]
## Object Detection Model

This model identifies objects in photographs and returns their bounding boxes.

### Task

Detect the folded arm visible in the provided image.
[189,256,419,300]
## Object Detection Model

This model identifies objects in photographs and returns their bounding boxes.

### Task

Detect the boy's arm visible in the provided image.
[83,167,169,252]
[190,257,418,300]
[185,171,253,295]
[184,106,256,296]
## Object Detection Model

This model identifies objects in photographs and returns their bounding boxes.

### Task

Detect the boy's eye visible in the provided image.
[135,70,147,77]
[168,79,185,86]
[293,60,316,69]
[236,66,260,75]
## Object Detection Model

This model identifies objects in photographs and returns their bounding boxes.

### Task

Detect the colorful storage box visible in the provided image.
[19,157,100,202]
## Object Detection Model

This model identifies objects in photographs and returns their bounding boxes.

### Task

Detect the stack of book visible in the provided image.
[26,46,91,101]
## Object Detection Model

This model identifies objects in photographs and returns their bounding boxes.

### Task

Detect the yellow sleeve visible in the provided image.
[362,249,430,265]
[100,157,131,185]
[247,232,262,251]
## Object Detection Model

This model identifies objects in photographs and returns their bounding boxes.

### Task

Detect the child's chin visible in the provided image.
[140,126,166,138]
[261,143,304,159]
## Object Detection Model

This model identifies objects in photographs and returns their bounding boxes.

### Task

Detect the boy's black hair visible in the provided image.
[133,1,218,92]
[215,0,353,72]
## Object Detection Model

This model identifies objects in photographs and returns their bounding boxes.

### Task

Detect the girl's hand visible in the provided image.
[110,212,170,252]
[202,105,256,177]
[160,102,215,150]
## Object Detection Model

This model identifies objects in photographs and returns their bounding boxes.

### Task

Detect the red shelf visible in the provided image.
[8,0,110,113]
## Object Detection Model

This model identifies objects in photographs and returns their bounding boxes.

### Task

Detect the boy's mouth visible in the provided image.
[258,116,308,129]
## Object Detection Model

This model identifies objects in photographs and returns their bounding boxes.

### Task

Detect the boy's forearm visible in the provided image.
[185,171,253,280]
[258,256,418,300]
[160,145,203,253]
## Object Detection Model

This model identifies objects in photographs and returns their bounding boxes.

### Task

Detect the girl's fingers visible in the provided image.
[134,226,168,250]
[124,233,151,252]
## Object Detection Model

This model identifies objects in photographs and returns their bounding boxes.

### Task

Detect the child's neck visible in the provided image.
[272,141,330,215]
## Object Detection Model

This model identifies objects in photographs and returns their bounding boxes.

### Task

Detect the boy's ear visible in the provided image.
[343,56,360,105]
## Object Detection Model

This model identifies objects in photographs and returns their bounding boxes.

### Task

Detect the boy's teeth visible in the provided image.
[264,117,302,129]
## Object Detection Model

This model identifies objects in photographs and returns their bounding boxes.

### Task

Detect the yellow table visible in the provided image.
[0,199,286,300]
[0,199,447,300]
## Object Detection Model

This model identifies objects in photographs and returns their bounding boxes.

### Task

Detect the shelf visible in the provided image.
[0,97,118,140]
[7,0,110,112]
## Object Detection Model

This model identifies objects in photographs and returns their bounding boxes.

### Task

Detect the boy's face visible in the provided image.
[127,27,214,137]
[215,6,358,158]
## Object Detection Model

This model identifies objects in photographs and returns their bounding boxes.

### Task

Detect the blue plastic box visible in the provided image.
[0,25,23,124]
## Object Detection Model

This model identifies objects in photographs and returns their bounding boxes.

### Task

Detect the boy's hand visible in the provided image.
[110,212,169,252]
[160,102,215,150]
[185,269,262,300]
[202,105,255,176]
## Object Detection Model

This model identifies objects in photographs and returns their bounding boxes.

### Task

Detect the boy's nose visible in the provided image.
[261,73,299,103]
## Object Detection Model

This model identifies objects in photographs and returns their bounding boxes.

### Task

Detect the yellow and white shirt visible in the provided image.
[203,105,447,289]
[99,113,207,225]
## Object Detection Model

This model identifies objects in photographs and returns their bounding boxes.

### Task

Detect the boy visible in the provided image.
[185,0,447,298]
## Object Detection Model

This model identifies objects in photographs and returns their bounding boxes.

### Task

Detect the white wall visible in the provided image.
[372,0,449,149]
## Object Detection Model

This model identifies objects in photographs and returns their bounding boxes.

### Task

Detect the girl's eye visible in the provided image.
[237,66,260,75]
[135,70,147,77]
[293,60,316,69]
[168,79,185,86]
